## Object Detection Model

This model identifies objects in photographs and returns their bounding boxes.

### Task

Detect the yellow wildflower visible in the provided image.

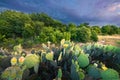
[11,57,17,66]
[102,64,108,71]
[63,44,68,48]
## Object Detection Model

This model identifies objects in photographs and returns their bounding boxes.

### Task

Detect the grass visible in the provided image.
[98,35,120,47]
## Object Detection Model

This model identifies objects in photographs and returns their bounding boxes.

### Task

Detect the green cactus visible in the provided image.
[24,54,40,69]
[57,68,62,80]
[71,60,80,80]
[74,44,83,56]
[87,65,101,79]
[71,60,85,80]
[45,52,54,61]
[78,70,85,80]
[1,66,23,80]
[78,53,89,68]
[101,69,120,80]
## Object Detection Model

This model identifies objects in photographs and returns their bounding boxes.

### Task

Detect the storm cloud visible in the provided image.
[0,0,120,26]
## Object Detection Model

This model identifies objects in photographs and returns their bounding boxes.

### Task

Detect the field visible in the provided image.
[98,35,120,47]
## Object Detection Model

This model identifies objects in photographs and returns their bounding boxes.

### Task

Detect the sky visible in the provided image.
[0,0,120,26]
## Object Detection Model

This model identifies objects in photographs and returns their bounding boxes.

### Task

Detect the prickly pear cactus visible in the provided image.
[78,53,89,68]
[78,69,85,80]
[101,69,120,80]
[71,60,80,80]
[45,52,54,61]
[71,60,85,80]
[57,68,62,80]
[87,65,101,79]
[74,44,83,56]
[23,54,40,68]
[1,66,23,80]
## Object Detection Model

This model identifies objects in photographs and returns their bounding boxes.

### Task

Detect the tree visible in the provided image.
[22,23,35,38]
[91,30,98,42]
[78,22,90,28]
[101,25,119,35]
[39,27,56,42]
[76,27,91,43]
[91,26,101,34]
[67,23,77,41]
[0,10,32,38]
[33,21,44,36]
[101,25,111,35]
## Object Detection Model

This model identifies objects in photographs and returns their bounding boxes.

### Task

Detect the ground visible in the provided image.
[98,35,120,47]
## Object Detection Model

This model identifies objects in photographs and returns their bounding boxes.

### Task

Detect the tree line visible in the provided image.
[0,10,120,48]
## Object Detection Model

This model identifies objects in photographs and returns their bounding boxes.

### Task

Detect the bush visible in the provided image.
[76,27,91,43]
[91,30,98,42]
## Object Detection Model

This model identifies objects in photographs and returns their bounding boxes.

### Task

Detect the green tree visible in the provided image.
[63,32,71,40]
[0,10,32,38]
[54,30,63,42]
[76,27,91,43]
[33,21,44,36]
[67,23,77,41]
[39,27,56,42]
[91,30,98,42]
[78,22,90,28]
[91,26,101,34]
[101,25,111,35]
[22,23,35,38]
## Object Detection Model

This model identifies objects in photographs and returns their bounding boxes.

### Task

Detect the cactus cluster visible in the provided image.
[1,66,23,80]
[0,40,120,80]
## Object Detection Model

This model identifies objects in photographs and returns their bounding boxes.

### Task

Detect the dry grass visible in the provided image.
[98,35,120,47]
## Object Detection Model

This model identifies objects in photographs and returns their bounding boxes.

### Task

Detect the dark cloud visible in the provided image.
[0,0,120,26]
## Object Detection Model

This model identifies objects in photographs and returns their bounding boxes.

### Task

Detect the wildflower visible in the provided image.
[63,44,68,48]
[18,56,25,64]
[102,64,108,71]
[11,57,17,66]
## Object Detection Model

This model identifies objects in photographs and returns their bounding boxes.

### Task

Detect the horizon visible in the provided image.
[0,0,120,26]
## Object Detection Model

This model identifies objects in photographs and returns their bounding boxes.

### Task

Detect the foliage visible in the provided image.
[76,27,91,43]
[91,30,98,42]
[101,25,119,35]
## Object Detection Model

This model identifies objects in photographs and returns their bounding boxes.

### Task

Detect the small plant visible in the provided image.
[1,57,25,80]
